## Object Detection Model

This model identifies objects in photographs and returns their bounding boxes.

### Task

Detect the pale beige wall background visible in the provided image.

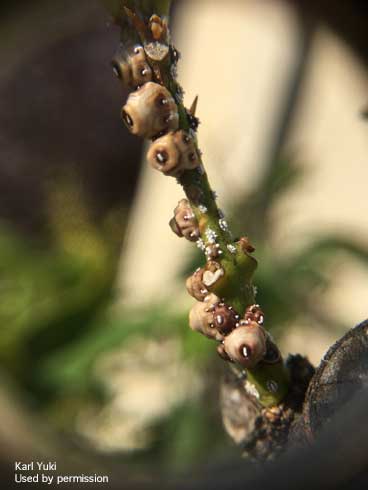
[118,0,368,364]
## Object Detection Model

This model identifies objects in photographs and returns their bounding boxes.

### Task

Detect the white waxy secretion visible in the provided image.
[227,244,237,254]
[203,268,224,287]
[205,228,218,244]
[196,238,206,251]
[219,219,229,231]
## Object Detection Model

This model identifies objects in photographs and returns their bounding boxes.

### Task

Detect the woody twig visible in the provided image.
[104,0,290,407]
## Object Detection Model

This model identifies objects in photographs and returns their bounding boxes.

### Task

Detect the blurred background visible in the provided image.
[0,0,368,484]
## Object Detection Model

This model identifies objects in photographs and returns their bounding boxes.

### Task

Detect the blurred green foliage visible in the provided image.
[231,156,368,335]
[0,175,231,474]
[0,178,122,395]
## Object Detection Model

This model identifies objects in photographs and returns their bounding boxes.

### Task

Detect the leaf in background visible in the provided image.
[287,235,368,273]
[231,157,305,242]
[34,310,175,394]
[254,235,368,336]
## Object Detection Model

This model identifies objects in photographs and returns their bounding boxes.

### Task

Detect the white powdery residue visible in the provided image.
[205,228,218,244]
[244,381,260,400]
[205,246,212,257]
[227,244,237,254]
[212,191,218,200]
[219,218,229,231]
[196,238,206,251]
[253,285,258,297]
[218,209,225,219]
[198,204,208,214]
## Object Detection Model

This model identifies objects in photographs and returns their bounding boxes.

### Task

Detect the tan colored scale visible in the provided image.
[122,82,179,139]
[223,321,267,369]
[244,304,265,326]
[112,46,152,88]
[147,130,201,177]
[149,14,168,41]
[238,236,256,254]
[186,268,208,301]
[169,199,200,241]
[189,294,223,341]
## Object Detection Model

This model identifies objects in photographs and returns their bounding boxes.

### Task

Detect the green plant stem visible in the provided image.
[106,1,290,406]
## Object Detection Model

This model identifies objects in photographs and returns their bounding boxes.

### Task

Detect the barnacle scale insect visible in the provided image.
[223,321,267,369]
[147,130,201,177]
[122,82,179,139]
[169,199,200,241]
[112,45,152,88]
[189,295,239,341]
